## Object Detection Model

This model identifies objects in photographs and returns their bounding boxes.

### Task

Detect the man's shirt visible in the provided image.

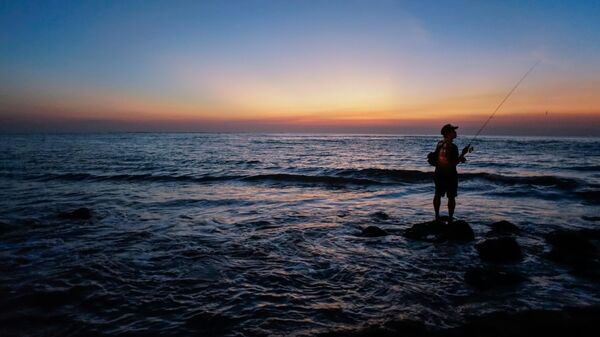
[436,140,459,172]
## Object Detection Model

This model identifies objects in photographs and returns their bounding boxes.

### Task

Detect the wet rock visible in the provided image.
[545,230,599,275]
[445,220,475,241]
[361,226,388,237]
[546,230,596,260]
[57,207,92,220]
[465,267,526,290]
[403,220,442,242]
[488,220,520,236]
[476,237,522,263]
[403,220,474,242]
[370,211,390,220]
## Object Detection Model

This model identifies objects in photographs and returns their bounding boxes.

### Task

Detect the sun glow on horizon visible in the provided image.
[1,1,599,134]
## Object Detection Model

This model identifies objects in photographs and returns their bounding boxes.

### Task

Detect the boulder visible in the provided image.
[403,220,445,242]
[488,220,520,236]
[476,237,522,263]
[361,226,388,237]
[465,267,527,290]
[546,230,596,261]
[403,220,474,242]
[545,230,598,274]
[445,220,475,241]
[58,207,92,220]
[370,211,390,220]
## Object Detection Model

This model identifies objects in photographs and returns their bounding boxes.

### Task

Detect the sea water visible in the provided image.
[0,133,598,335]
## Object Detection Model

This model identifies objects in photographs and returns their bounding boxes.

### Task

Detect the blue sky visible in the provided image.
[1,0,599,134]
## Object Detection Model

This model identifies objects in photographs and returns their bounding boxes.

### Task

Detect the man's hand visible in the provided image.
[461,145,471,156]
[459,156,467,164]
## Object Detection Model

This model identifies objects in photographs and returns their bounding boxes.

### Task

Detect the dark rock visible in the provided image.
[488,220,520,236]
[476,237,522,263]
[545,230,599,275]
[439,215,451,222]
[445,220,475,241]
[465,267,526,290]
[577,228,600,240]
[361,226,388,237]
[403,220,444,242]
[403,220,474,242]
[546,230,596,260]
[58,207,92,220]
[371,211,390,220]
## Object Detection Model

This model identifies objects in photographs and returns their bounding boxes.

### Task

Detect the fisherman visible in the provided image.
[433,124,470,223]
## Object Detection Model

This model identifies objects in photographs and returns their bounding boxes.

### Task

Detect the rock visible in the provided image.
[445,220,475,241]
[403,220,445,242]
[546,230,597,261]
[545,230,598,274]
[361,226,388,237]
[370,211,390,220]
[403,220,474,242]
[58,207,92,220]
[488,220,520,236]
[476,237,522,263]
[465,267,526,290]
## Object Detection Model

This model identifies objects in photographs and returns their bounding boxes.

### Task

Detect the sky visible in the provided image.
[1,0,599,135]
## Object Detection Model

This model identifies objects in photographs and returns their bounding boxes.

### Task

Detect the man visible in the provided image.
[433,124,470,223]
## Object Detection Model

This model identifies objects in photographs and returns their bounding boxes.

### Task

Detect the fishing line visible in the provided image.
[466,60,541,152]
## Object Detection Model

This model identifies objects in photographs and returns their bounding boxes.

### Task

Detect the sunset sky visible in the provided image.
[1,0,599,135]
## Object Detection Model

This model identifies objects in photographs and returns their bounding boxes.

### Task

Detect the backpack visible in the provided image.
[427,141,443,166]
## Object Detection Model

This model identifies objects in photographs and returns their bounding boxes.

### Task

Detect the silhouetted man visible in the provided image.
[433,124,470,223]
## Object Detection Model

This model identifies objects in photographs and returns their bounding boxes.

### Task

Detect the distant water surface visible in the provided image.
[0,133,599,336]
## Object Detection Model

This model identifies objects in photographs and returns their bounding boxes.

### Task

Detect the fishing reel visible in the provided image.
[462,144,474,155]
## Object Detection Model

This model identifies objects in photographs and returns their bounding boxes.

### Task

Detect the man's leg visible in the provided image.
[433,195,441,221]
[448,197,455,222]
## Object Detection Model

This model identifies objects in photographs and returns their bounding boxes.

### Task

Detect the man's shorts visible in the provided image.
[434,170,458,198]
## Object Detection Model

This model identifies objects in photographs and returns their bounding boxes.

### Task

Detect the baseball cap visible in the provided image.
[441,124,458,136]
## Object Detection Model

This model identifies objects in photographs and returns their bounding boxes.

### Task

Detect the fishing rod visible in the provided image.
[464,60,541,154]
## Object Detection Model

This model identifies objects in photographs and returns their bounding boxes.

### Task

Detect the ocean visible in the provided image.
[0,133,599,336]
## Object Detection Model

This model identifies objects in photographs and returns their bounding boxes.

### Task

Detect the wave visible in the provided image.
[242,173,379,185]
[333,168,582,190]
[568,165,600,172]
[2,169,589,191]
[26,172,243,184]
